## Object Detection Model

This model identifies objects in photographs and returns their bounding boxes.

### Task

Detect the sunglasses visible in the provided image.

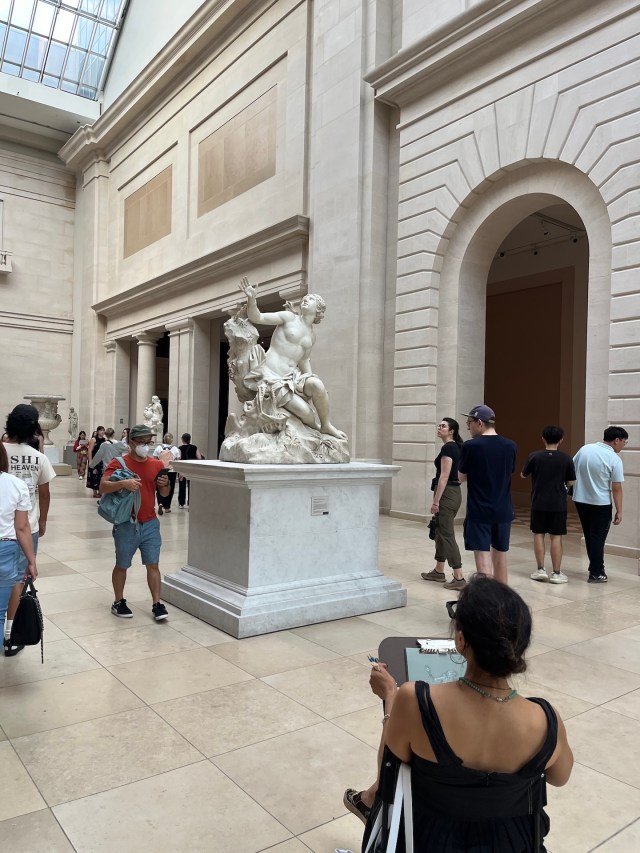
[446,600,458,619]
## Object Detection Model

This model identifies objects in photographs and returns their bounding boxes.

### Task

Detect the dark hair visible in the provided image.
[604,426,628,442]
[78,430,86,439]
[6,406,39,444]
[454,575,531,677]
[442,417,463,447]
[96,425,105,433]
[0,442,7,473]
[542,425,564,444]
[181,433,191,443]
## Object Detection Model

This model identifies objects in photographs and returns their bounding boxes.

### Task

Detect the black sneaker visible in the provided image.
[152,602,169,621]
[158,505,164,516]
[588,573,608,583]
[111,598,133,618]
[3,639,24,657]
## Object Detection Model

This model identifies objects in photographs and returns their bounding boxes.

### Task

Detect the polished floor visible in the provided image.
[1,477,640,852]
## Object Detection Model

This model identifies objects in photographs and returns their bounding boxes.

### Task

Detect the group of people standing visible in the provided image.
[423,404,628,586]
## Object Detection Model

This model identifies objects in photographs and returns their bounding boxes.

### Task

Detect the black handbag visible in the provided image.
[10,577,44,663]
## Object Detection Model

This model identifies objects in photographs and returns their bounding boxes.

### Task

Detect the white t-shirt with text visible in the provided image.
[4,442,56,533]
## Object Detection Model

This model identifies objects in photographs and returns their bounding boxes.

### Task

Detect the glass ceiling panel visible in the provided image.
[0,0,127,100]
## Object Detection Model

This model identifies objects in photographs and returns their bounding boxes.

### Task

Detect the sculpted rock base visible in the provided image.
[219,414,350,464]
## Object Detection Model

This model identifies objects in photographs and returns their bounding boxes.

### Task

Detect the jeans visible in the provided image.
[574,502,612,577]
[434,485,462,569]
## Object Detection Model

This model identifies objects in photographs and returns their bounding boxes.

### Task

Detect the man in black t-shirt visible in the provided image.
[458,405,517,584]
[177,433,204,508]
[521,425,576,584]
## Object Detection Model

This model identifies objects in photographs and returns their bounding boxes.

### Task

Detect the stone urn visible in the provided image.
[24,395,65,445]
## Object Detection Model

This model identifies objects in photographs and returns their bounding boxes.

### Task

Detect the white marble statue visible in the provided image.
[68,407,78,439]
[143,395,164,433]
[219,278,349,464]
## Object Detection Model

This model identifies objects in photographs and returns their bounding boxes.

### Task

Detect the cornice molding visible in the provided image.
[0,310,73,334]
[365,0,638,108]
[93,214,309,320]
[59,0,266,172]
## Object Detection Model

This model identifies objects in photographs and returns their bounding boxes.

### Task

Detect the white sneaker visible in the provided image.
[530,568,549,582]
[549,571,568,584]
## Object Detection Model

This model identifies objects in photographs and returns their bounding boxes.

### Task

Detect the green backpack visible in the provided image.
[97,457,141,525]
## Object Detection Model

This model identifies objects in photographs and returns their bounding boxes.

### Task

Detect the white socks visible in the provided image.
[4,619,12,641]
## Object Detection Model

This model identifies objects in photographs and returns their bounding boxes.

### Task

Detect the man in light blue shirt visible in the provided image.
[573,426,628,583]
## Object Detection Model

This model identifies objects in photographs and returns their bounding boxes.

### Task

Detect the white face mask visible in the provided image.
[134,444,150,459]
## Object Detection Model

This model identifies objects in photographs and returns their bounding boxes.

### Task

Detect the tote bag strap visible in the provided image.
[364,762,413,853]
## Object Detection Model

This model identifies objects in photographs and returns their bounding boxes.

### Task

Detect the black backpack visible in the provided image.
[10,577,44,663]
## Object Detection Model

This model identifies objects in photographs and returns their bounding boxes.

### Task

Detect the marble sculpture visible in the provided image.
[219,278,350,463]
[143,395,164,433]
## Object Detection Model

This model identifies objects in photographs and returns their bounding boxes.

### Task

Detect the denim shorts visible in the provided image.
[0,539,21,624]
[0,539,21,587]
[16,531,39,576]
[112,518,161,569]
[463,518,512,552]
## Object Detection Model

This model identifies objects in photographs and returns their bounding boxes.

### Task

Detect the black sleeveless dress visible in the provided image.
[409,681,558,852]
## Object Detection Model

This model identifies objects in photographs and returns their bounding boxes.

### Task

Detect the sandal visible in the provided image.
[343,788,371,824]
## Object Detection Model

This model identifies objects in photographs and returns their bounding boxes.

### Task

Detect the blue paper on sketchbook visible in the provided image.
[405,640,466,684]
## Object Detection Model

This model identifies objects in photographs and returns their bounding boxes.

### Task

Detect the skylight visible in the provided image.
[0,0,127,100]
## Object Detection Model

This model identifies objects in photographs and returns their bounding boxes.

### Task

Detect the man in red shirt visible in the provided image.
[101,424,171,621]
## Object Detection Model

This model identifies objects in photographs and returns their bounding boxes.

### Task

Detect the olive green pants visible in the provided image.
[434,485,462,569]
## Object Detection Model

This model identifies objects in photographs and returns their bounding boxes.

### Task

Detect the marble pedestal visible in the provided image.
[162,461,406,638]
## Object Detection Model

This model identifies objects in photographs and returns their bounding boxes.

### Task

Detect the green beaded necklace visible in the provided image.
[458,677,518,703]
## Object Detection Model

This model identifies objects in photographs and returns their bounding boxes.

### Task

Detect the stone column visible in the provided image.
[166,319,193,437]
[135,333,158,423]
[166,318,211,446]
[104,339,131,430]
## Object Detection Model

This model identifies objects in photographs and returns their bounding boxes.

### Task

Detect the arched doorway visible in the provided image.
[484,203,589,509]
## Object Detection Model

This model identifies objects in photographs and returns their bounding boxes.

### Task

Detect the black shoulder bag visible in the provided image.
[10,577,44,663]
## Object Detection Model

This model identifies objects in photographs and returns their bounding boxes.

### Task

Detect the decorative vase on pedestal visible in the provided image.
[24,395,65,454]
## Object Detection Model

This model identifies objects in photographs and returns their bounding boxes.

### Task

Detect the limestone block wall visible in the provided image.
[368,0,640,554]
[0,145,75,450]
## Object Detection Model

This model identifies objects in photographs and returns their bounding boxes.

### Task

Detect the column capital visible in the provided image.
[134,332,161,347]
[104,340,117,354]
[165,318,194,335]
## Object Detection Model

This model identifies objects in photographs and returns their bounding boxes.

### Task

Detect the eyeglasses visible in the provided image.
[466,419,476,427]
[132,439,154,446]
[446,600,458,619]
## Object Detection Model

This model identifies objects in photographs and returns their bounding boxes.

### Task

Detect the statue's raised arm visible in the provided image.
[239,277,290,327]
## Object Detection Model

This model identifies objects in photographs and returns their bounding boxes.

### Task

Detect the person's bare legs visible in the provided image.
[5,581,22,622]
[549,534,563,573]
[146,563,161,604]
[491,548,508,584]
[474,550,493,575]
[533,533,546,569]
[112,566,127,601]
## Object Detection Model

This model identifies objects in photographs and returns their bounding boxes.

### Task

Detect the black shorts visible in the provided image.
[530,510,567,536]
[463,519,511,552]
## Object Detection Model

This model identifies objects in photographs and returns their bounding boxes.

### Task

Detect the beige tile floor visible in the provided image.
[1,477,640,852]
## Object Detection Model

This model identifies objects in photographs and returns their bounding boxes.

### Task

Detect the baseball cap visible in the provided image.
[129,424,154,441]
[10,404,39,422]
[461,404,496,424]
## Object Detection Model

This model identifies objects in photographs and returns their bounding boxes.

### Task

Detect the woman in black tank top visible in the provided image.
[355,577,574,852]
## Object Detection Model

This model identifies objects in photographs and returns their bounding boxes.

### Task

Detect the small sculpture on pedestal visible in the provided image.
[143,395,164,435]
[68,407,78,440]
[219,278,349,464]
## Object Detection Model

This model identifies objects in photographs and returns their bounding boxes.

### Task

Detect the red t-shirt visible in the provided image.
[103,454,164,522]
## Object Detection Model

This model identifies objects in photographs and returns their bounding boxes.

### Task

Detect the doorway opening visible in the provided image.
[484,203,588,511]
